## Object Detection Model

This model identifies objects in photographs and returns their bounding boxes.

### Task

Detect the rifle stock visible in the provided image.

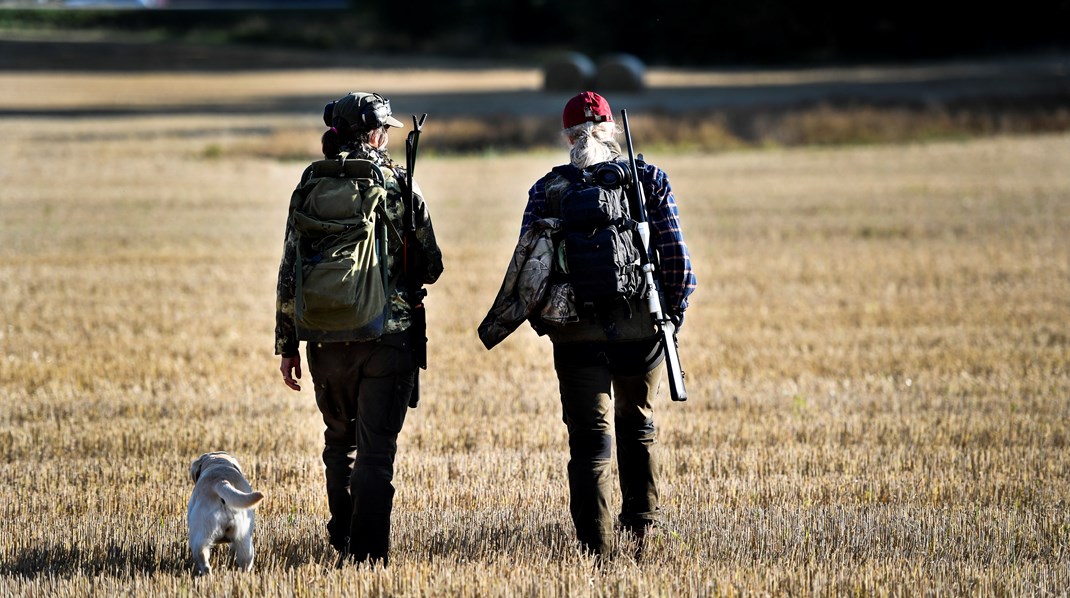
[620,109,688,402]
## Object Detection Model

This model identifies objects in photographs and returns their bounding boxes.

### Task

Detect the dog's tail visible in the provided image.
[214,480,264,510]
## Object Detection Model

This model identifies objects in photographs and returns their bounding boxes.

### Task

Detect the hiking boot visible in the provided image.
[335,552,388,569]
[623,522,656,561]
[334,541,389,569]
[334,538,352,570]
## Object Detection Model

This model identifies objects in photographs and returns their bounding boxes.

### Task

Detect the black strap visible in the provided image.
[551,164,583,184]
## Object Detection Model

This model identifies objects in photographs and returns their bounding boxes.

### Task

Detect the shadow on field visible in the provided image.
[4,78,1070,125]
[412,520,576,561]
[3,37,1070,150]
[3,37,1069,123]
[1,538,330,578]
[0,542,188,578]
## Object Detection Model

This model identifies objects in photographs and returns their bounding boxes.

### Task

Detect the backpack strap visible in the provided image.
[551,164,583,184]
[308,154,386,184]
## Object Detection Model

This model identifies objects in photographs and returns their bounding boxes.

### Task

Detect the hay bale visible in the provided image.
[595,53,646,92]
[543,52,596,92]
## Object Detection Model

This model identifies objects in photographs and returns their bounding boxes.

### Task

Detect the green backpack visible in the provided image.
[292,154,393,342]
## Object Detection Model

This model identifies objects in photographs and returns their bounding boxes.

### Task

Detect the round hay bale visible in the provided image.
[543,52,596,92]
[595,53,646,92]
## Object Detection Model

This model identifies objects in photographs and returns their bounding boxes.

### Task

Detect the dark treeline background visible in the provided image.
[4,0,1070,65]
[430,0,1070,65]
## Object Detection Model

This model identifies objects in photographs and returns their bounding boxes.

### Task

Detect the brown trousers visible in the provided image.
[553,338,664,555]
[306,331,415,565]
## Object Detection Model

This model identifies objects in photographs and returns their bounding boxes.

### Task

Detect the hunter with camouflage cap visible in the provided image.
[275,91,443,567]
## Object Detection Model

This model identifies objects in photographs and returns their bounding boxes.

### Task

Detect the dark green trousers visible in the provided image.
[553,339,664,555]
[307,331,415,565]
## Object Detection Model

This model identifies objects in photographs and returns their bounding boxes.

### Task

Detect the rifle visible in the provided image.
[404,113,428,408]
[620,109,688,402]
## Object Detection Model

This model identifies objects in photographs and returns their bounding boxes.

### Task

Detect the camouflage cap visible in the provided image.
[329,92,405,132]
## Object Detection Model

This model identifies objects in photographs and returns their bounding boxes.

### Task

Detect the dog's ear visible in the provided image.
[190,454,206,483]
[222,453,243,474]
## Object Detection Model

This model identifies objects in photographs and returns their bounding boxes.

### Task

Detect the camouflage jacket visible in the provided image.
[275,147,443,357]
[477,217,560,350]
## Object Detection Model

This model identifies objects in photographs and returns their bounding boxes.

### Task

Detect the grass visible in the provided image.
[1,72,1069,595]
[5,66,1069,159]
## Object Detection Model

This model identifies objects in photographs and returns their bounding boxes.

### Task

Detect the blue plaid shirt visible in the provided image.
[520,161,696,312]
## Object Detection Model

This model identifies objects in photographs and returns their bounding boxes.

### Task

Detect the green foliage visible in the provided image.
[200,144,223,159]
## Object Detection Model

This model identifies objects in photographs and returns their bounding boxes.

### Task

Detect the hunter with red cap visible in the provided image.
[512,91,696,558]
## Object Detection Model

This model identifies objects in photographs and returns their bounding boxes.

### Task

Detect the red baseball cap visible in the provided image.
[562,91,614,129]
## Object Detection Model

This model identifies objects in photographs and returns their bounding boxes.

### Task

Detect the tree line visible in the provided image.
[3,0,1068,65]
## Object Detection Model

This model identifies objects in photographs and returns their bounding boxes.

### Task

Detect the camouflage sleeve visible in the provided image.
[274,169,312,356]
[411,180,444,285]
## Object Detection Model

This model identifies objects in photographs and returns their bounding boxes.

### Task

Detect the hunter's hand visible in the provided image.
[280,354,302,391]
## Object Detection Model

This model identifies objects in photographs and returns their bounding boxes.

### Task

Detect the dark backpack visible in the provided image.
[551,162,643,306]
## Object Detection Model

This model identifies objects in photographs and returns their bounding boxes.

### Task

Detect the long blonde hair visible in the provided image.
[565,121,622,168]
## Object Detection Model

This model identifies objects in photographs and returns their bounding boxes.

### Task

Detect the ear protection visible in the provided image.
[357,94,393,130]
[323,94,393,132]
[323,101,336,127]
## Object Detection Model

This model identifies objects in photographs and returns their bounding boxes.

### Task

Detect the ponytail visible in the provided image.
[321,127,342,157]
[566,121,621,168]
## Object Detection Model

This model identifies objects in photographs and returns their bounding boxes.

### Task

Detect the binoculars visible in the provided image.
[587,160,631,189]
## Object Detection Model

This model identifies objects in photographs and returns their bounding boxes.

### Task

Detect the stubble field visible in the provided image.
[1,70,1069,596]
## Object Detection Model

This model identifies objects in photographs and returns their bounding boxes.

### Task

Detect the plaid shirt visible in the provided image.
[521,161,696,312]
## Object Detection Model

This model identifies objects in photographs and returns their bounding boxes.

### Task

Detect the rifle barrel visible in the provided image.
[620,108,688,402]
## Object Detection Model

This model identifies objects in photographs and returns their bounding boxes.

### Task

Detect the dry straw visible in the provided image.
[1,76,1068,596]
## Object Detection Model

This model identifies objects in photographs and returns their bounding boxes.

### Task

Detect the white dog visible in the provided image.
[187,451,264,575]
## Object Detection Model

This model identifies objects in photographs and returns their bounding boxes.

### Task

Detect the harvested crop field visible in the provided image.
[1,66,1068,595]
